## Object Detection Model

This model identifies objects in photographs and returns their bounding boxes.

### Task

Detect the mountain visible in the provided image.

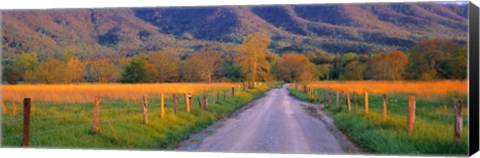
[1,2,468,59]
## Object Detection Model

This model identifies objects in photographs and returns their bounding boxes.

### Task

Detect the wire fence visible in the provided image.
[2,86,245,146]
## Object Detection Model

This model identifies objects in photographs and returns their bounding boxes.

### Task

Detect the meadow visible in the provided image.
[289,80,468,155]
[304,80,467,98]
[1,83,272,149]
[2,83,241,103]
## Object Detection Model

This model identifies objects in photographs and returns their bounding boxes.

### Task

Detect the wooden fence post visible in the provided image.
[172,94,178,114]
[407,95,416,133]
[216,92,220,103]
[354,92,358,113]
[231,87,235,97]
[340,91,344,108]
[336,91,340,107]
[188,93,192,110]
[212,91,216,106]
[308,87,311,97]
[306,87,309,96]
[323,90,327,103]
[383,94,388,121]
[197,96,202,109]
[347,92,351,112]
[160,93,165,119]
[93,96,101,132]
[142,95,148,124]
[312,88,315,99]
[364,92,369,114]
[203,93,208,110]
[223,90,226,101]
[23,98,31,147]
[329,91,332,106]
[453,98,462,142]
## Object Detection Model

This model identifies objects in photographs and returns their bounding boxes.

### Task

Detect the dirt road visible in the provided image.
[180,84,358,154]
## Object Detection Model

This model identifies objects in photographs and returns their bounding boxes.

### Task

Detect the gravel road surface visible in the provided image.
[182,84,358,154]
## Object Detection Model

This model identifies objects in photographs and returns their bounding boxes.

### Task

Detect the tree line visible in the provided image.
[2,32,467,85]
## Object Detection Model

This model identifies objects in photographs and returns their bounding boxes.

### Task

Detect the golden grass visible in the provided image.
[301,80,467,97]
[2,83,240,103]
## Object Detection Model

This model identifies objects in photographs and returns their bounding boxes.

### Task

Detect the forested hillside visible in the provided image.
[1,2,469,84]
[2,3,468,59]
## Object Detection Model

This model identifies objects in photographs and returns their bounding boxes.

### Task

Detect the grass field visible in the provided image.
[288,81,468,155]
[2,83,241,103]
[1,83,272,149]
[302,80,467,98]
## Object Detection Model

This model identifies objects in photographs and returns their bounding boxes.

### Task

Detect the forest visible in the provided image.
[2,32,467,85]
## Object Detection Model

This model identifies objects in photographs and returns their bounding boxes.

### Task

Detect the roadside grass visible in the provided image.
[288,88,468,155]
[2,86,270,149]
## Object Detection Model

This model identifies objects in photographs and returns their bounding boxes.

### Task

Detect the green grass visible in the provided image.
[2,86,270,149]
[288,88,468,155]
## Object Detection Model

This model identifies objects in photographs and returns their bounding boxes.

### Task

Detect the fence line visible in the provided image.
[294,86,463,139]
[3,88,243,146]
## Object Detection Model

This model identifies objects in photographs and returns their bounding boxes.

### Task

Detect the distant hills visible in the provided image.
[1,2,468,59]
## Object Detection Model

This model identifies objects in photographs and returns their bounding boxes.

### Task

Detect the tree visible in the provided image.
[221,56,243,82]
[306,50,335,64]
[365,51,409,80]
[63,59,86,83]
[3,64,22,84]
[121,54,150,83]
[35,57,65,83]
[181,50,222,82]
[61,49,76,63]
[343,60,365,80]
[235,32,272,87]
[7,52,40,83]
[408,39,459,80]
[181,55,202,82]
[445,46,467,80]
[341,52,357,64]
[148,49,180,82]
[196,49,222,82]
[275,53,318,82]
[317,64,332,80]
[329,55,343,80]
[86,59,122,83]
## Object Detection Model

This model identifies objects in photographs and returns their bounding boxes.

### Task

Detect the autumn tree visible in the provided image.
[35,57,65,83]
[307,50,335,64]
[275,53,318,82]
[196,49,222,82]
[235,32,272,87]
[63,58,86,83]
[148,49,180,82]
[61,51,83,82]
[343,60,365,80]
[365,51,409,80]
[408,39,459,80]
[181,50,222,82]
[86,59,122,83]
[181,54,202,82]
